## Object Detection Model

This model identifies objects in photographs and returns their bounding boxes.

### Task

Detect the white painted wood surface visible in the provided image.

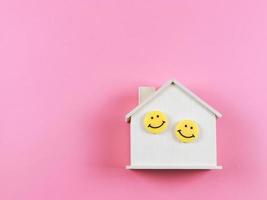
[126,165,223,169]
[138,87,155,104]
[127,83,221,169]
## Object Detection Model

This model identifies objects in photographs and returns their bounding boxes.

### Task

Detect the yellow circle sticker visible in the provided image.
[144,111,168,134]
[175,120,199,143]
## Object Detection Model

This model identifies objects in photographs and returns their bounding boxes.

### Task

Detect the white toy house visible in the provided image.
[125,80,222,169]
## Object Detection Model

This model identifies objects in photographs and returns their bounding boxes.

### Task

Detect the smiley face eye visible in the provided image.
[151,116,154,119]
[190,127,193,129]
[185,125,187,127]
[156,115,159,118]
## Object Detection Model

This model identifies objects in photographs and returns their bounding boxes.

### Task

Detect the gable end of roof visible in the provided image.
[125,79,222,122]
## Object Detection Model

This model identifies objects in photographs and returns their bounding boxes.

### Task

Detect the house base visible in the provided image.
[126,165,223,170]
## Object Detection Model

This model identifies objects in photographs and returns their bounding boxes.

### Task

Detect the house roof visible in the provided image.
[125,79,222,122]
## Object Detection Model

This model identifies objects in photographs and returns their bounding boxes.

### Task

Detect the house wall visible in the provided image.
[130,85,217,167]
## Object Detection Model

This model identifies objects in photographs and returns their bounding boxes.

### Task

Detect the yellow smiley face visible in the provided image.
[144,111,168,134]
[175,120,199,143]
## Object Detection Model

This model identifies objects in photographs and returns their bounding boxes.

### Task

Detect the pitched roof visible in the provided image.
[125,79,222,122]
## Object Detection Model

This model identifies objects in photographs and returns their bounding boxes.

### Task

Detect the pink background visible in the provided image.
[0,0,267,199]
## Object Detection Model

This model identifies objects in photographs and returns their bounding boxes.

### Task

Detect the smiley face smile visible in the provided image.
[148,121,166,129]
[177,129,195,138]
